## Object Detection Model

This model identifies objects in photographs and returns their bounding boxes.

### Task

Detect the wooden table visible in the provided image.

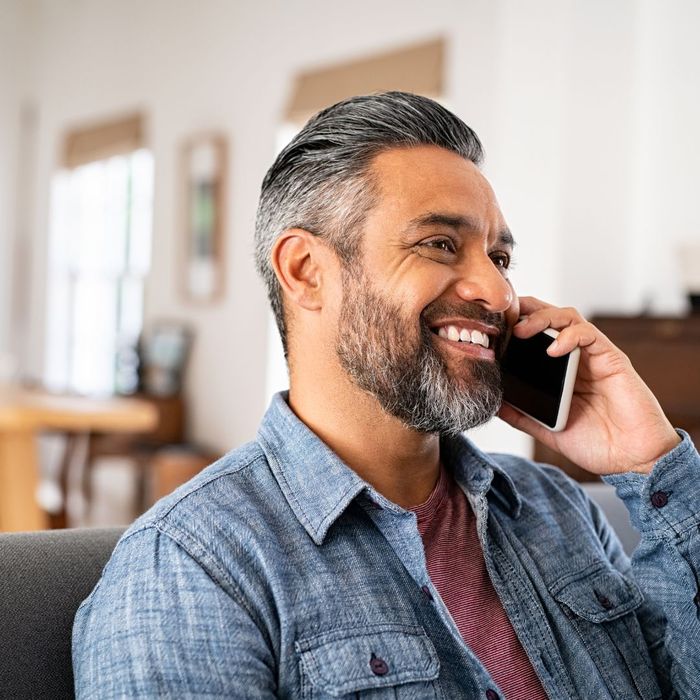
[0,386,158,531]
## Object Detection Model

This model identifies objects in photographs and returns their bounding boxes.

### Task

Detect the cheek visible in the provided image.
[322,287,342,324]
[504,281,520,327]
[395,271,447,311]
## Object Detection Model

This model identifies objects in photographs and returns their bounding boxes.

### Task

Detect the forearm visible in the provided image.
[604,430,700,698]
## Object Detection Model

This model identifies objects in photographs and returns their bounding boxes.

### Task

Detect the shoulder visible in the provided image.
[77,439,290,621]
[131,439,280,533]
[109,439,294,587]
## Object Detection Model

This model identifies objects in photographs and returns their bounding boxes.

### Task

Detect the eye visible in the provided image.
[490,251,512,269]
[422,238,457,254]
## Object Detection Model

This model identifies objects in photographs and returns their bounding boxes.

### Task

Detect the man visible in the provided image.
[73,92,699,698]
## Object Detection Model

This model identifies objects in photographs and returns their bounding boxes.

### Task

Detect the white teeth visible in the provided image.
[437,324,491,348]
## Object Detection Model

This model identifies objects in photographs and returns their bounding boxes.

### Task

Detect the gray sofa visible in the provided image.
[581,481,641,555]
[0,527,124,699]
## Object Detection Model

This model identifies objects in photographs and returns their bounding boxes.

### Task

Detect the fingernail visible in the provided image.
[548,340,559,353]
[516,316,528,325]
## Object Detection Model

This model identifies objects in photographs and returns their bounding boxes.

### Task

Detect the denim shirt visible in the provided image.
[73,392,700,699]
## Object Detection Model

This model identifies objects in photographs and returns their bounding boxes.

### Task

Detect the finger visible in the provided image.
[498,403,554,445]
[513,305,586,338]
[546,321,618,358]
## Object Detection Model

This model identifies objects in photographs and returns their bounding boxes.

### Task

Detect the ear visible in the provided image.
[271,229,332,312]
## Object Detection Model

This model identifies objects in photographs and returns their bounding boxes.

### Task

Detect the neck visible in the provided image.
[288,373,441,509]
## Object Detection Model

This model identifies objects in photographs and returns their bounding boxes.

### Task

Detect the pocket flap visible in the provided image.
[295,624,440,696]
[550,564,644,623]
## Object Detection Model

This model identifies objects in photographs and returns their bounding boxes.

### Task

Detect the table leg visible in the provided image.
[47,433,80,529]
[0,429,49,531]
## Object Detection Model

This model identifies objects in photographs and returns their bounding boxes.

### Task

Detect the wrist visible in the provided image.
[629,431,682,475]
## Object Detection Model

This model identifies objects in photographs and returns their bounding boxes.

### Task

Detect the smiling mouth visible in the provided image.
[429,323,493,349]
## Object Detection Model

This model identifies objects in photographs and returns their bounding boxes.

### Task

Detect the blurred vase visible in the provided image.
[115,339,140,395]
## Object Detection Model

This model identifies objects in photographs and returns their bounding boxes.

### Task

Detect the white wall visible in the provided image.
[0,1,35,376]
[3,0,699,457]
[631,0,700,313]
[0,2,18,358]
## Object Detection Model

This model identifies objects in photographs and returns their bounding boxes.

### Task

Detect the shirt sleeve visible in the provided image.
[72,525,277,699]
[602,429,700,699]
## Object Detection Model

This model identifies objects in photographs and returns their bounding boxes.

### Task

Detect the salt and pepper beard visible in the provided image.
[336,268,506,436]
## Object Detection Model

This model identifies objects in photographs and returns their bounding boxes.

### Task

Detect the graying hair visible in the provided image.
[254,91,484,357]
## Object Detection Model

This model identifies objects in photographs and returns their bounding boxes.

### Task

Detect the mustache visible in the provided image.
[420,300,510,355]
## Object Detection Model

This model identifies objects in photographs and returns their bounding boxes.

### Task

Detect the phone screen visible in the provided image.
[500,332,570,429]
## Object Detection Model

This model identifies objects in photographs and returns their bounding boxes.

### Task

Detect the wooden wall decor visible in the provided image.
[181,134,227,303]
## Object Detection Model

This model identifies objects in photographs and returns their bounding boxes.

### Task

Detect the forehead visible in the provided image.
[366,145,506,234]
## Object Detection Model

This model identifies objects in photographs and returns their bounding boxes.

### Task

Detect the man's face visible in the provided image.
[335,145,519,435]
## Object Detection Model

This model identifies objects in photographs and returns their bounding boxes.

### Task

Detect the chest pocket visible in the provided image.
[295,624,441,699]
[550,564,662,700]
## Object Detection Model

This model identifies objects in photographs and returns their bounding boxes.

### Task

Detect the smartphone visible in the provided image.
[500,327,580,432]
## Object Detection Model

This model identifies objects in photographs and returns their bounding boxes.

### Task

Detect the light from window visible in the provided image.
[45,149,154,396]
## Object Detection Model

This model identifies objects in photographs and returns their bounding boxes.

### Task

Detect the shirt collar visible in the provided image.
[257,392,521,545]
[439,431,522,518]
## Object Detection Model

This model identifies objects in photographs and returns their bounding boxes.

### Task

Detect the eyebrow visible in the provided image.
[402,212,516,249]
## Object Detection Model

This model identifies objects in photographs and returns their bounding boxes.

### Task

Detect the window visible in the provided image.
[45,148,153,396]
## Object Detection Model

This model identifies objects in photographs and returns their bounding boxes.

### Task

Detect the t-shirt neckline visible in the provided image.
[411,464,450,524]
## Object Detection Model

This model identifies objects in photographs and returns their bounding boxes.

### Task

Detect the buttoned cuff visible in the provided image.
[603,430,700,537]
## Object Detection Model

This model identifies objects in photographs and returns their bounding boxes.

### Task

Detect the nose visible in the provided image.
[452,252,514,313]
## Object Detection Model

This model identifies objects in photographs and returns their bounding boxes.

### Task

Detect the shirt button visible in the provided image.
[651,491,669,508]
[369,653,389,676]
[486,690,500,700]
[421,585,434,601]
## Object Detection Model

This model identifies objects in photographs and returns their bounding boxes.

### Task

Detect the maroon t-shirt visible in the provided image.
[412,466,548,700]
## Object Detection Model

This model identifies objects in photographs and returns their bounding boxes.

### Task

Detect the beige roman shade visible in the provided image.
[285,37,445,125]
[63,112,144,169]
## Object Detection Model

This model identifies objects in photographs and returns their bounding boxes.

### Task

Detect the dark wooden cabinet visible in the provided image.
[533,314,700,481]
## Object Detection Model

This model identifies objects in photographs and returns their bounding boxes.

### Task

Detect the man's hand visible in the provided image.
[497,296,681,476]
